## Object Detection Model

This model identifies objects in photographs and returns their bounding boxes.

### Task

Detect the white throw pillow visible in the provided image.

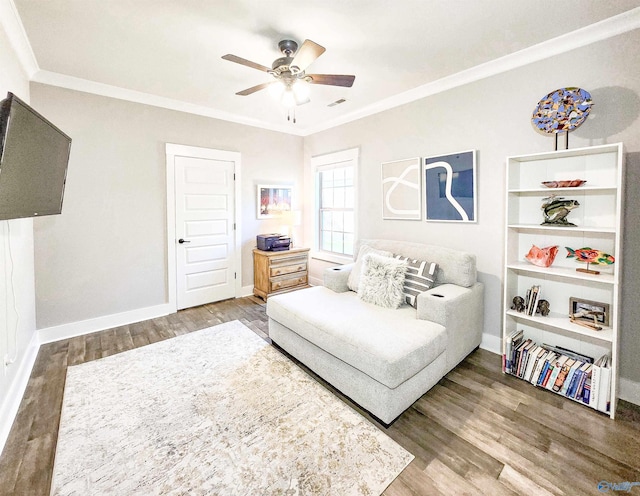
[357,253,407,309]
[393,255,439,308]
[347,245,393,292]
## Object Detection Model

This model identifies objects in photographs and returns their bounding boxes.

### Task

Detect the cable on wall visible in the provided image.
[3,220,19,367]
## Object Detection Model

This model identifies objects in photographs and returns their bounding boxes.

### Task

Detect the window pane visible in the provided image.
[344,186,354,208]
[332,233,343,253]
[321,210,332,230]
[333,187,344,208]
[343,211,354,233]
[332,211,344,232]
[321,231,332,251]
[320,169,333,188]
[343,233,354,256]
[333,168,345,187]
[322,188,333,208]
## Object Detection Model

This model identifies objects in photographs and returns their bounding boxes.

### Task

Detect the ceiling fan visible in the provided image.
[222,39,355,115]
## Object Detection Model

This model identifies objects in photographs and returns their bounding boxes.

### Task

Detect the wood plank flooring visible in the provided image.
[1,296,639,495]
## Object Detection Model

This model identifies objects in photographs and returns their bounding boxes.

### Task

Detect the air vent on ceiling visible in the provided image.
[328,98,347,107]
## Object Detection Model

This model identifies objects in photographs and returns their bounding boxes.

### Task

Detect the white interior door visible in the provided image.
[174,154,236,310]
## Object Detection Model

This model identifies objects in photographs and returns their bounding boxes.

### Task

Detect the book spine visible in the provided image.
[582,373,592,404]
[552,362,570,392]
[590,365,601,409]
[531,356,547,385]
[575,371,588,400]
[566,370,583,398]
[537,360,551,386]
[597,366,612,413]
[541,364,554,387]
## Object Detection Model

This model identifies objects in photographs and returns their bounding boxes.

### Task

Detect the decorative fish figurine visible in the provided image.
[525,245,559,267]
[566,247,615,265]
[541,195,580,226]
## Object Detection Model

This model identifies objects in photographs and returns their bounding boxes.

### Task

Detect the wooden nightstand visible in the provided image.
[253,247,310,300]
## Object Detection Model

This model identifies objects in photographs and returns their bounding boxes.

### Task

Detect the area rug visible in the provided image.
[51,320,413,495]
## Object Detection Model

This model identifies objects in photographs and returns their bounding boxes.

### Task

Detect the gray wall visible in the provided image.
[31,85,303,328]
[303,30,640,387]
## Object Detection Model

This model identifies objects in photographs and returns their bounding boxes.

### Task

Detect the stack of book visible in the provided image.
[524,285,541,316]
[502,333,611,413]
[503,329,524,374]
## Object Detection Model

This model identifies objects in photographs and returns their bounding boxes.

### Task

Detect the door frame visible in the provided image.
[165,143,242,313]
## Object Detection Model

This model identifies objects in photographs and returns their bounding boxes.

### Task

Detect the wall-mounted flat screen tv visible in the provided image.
[0,92,71,220]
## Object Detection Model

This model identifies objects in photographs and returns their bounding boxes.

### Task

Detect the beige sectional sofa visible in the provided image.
[266,239,484,425]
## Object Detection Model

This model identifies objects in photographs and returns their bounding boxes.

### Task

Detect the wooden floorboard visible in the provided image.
[1,296,639,495]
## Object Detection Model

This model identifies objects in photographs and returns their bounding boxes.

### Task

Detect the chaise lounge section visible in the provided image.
[267,239,484,424]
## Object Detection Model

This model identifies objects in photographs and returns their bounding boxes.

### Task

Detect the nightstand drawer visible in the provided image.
[271,274,308,292]
[270,260,307,277]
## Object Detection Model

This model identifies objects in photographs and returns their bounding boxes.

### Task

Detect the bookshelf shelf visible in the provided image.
[508,186,617,194]
[502,143,624,419]
[505,310,614,343]
[507,224,616,234]
[506,262,615,285]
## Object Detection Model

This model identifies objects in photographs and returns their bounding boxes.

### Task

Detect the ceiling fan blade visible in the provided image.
[307,74,355,87]
[290,40,326,73]
[236,82,274,96]
[222,54,271,73]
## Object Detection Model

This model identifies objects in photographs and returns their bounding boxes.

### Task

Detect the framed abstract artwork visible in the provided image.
[257,184,292,219]
[381,157,421,220]
[423,150,477,223]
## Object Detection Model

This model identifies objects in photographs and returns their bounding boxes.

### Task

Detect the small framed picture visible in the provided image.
[257,184,292,219]
[569,297,610,327]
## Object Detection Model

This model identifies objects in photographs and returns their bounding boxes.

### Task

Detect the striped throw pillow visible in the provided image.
[393,255,438,307]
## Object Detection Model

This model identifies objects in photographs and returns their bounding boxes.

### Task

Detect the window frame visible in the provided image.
[311,148,359,265]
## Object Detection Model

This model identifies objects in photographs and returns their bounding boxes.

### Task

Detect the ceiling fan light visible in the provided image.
[268,80,286,100]
[292,80,310,103]
[281,88,297,108]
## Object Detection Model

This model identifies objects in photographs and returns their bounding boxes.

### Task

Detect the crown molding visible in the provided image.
[0,0,39,78]
[301,6,640,136]
[31,70,305,136]
[4,4,640,136]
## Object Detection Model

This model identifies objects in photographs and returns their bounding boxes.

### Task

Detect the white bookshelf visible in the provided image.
[502,143,624,418]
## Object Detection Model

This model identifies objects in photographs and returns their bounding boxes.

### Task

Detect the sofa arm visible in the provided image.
[416,284,479,325]
[416,282,484,372]
[323,263,354,293]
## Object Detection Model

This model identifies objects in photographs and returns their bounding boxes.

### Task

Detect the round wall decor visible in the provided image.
[531,87,593,134]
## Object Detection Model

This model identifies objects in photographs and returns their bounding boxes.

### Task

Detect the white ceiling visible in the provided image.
[9,0,640,135]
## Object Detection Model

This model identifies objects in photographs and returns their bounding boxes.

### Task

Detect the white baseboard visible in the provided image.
[309,276,322,287]
[0,331,40,457]
[240,285,254,298]
[480,332,501,355]
[38,302,174,344]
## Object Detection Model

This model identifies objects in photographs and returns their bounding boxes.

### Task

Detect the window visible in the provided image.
[312,148,358,262]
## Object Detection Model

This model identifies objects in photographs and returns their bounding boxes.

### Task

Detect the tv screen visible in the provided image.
[0,92,71,220]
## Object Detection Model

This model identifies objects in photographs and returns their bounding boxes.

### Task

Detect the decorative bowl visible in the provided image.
[541,179,587,188]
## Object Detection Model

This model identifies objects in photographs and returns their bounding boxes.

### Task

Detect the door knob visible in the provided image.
[178,238,191,244]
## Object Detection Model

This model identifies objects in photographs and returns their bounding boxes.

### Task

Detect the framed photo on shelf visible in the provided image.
[569,297,610,327]
[423,150,476,222]
[257,184,292,219]
[381,157,422,220]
